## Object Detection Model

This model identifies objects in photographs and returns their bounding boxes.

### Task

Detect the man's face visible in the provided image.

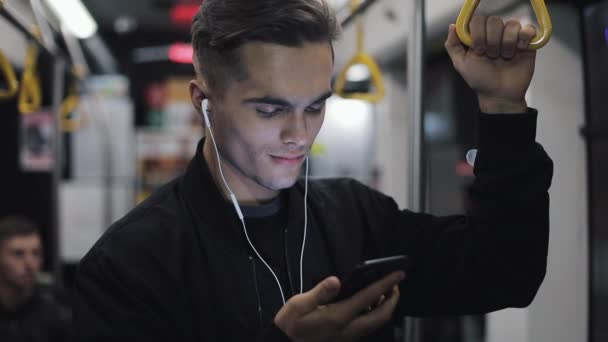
[0,234,42,292]
[198,41,334,195]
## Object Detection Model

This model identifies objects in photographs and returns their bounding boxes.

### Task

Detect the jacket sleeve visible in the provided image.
[72,234,183,341]
[386,109,553,316]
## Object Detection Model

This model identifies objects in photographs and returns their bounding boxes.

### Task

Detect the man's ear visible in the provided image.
[189,79,207,113]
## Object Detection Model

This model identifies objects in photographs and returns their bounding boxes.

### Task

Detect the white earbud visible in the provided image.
[202,99,211,128]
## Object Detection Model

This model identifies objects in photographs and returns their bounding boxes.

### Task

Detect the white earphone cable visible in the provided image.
[203,99,308,305]
[239,216,288,304]
[300,157,308,294]
[205,115,236,198]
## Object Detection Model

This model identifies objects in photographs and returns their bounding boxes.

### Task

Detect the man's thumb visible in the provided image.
[445,24,466,69]
[310,276,341,306]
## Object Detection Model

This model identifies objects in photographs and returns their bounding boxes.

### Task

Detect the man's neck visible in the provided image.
[202,139,279,206]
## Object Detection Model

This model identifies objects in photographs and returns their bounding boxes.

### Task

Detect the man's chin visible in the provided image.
[268,175,300,191]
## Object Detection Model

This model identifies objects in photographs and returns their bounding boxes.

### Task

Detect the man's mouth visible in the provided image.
[270,154,305,166]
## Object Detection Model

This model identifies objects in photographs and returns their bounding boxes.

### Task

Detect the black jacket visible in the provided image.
[73,110,553,341]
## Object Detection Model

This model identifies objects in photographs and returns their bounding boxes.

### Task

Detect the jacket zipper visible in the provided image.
[284,228,296,297]
[248,255,263,326]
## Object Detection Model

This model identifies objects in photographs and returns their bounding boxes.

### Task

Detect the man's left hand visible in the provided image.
[445,16,538,113]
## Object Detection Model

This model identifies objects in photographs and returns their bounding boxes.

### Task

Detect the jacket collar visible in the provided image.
[179,139,242,251]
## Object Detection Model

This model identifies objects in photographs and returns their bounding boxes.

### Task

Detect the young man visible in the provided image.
[73,0,553,341]
[0,217,70,342]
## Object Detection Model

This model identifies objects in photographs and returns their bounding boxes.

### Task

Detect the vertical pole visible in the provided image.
[103,107,113,231]
[407,0,426,213]
[51,57,65,276]
[404,0,426,341]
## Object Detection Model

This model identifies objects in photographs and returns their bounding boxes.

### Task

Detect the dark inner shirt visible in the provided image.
[241,194,292,322]
[240,192,334,325]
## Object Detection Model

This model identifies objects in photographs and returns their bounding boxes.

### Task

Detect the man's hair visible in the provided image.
[191,0,340,94]
[0,216,39,246]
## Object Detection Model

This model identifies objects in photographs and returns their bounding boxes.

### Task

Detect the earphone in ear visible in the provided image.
[202,99,211,128]
[201,98,243,219]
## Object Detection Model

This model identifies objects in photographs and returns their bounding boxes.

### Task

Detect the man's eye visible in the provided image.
[305,104,324,113]
[256,106,284,117]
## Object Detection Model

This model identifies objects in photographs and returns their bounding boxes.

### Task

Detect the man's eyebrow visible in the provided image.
[242,97,291,106]
[242,91,334,107]
[311,91,334,104]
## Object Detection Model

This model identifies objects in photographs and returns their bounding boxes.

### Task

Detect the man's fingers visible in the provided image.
[338,271,404,322]
[275,276,340,326]
[298,276,341,313]
[342,286,401,340]
[502,20,521,59]
[470,16,488,54]
[485,16,504,59]
[277,274,403,340]
[445,24,465,70]
[518,24,538,50]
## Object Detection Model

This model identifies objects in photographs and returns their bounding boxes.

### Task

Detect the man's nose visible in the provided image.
[25,254,41,272]
[282,112,308,148]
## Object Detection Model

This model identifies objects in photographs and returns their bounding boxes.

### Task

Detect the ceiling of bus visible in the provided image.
[81,0,355,34]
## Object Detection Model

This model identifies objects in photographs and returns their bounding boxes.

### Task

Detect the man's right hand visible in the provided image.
[274,271,405,342]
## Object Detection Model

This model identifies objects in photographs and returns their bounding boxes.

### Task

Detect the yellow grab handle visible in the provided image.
[60,84,86,132]
[334,52,385,103]
[334,0,385,103]
[456,0,553,50]
[60,93,79,132]
[18,71,41,114]
[61,65,92,132]
[18,40,42,114]
[0,50,19,100]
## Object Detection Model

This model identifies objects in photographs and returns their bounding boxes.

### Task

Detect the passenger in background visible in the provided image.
[0,217,70,342]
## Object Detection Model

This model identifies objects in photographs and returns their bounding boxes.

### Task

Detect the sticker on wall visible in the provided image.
[20,110,55,172]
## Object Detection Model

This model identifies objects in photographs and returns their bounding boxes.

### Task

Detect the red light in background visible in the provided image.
[168,43,193,64]
[170,4,200,26]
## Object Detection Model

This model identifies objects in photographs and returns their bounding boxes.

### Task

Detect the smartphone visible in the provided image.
[334,255,411,302]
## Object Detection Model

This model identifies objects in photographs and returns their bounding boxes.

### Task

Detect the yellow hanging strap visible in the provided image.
[60,66,88,132]
[456,0,553,50]
[0,49,19,100]
[0,0,19,99]
[334,0,385,103]
[18,32,43,114]
[60,81,80,132]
